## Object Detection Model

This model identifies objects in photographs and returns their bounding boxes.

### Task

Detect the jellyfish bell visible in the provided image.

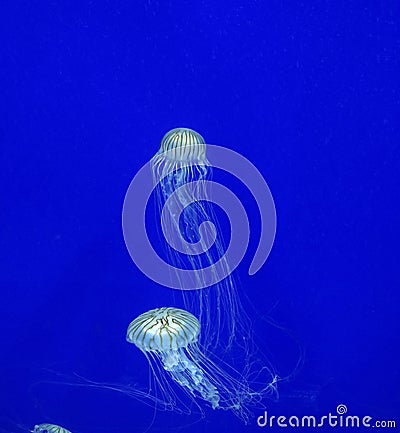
[126,306,199,351]
[151,128,208,205]
[154,127,207,164]
[31,424,71,433]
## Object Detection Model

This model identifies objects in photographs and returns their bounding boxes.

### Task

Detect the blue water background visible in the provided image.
[1,1,399,432]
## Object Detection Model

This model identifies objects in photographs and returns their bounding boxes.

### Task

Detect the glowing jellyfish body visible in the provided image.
[32,424,71,433]
[127,307,219,408]
[150,128,245,351]
[126,307,265,421]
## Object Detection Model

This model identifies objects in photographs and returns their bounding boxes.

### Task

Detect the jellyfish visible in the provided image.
[0,421,72,433]
[150,128,249,353]
[31,424,71,433]
[126,306,275,423]
[47,306,278,424]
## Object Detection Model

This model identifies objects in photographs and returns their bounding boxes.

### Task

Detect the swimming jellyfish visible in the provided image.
[126,306,272,422]
[32,424,71,433]
[150,128,249,352]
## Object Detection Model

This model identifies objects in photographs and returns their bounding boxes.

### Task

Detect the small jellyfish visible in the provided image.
[127,307,272,423]
[32,424,71,433]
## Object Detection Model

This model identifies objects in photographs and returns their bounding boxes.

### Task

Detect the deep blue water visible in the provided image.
[1,1,399,432]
